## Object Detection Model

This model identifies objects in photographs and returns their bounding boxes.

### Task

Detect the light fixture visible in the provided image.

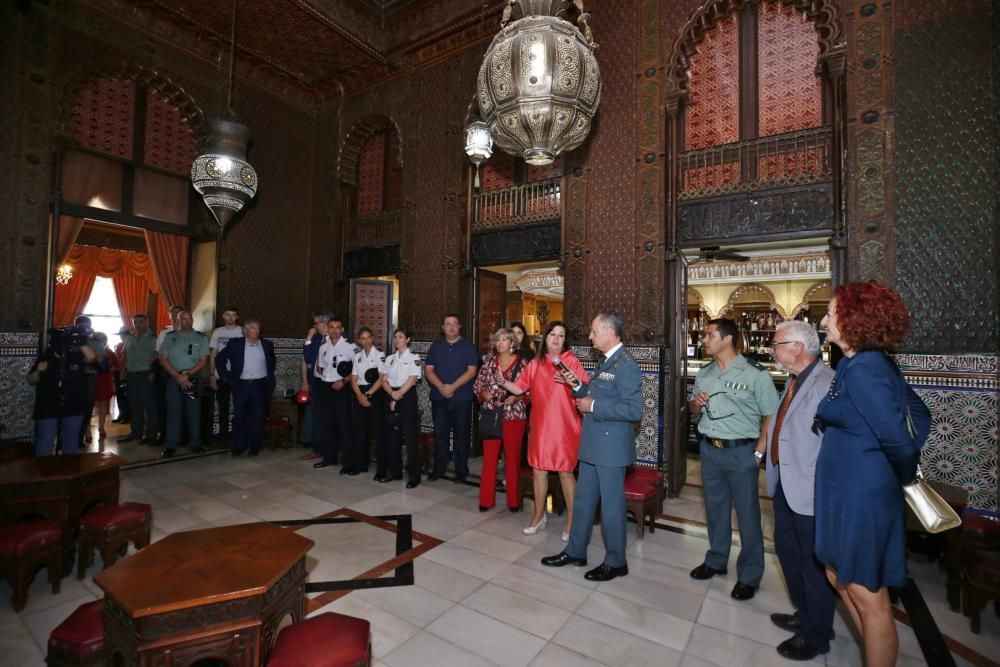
[55,263,73,285]
[464,119,493,189]
[474,0,601,166]
[191,0,258,229]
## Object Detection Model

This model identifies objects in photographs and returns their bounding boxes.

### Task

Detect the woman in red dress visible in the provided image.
[504,321,587,540]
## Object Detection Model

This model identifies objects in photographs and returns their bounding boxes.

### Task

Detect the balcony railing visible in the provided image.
[679,126,832,201]
[345,209,401,250]
[472,177,561,232]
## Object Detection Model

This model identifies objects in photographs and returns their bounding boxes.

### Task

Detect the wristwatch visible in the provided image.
[753,450,765,461]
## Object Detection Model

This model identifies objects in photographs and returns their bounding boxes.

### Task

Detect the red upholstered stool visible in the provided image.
[418,432,434,474]
[267,612,371,667]
[627,466,666,514]
[77,503,152,579]
[46,600,104,667]
[0,520,63,612]
[624,477,657,540]
[962,548,1000,634]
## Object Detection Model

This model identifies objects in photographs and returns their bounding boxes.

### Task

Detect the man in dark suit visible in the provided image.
[542,312,644,581]
[764,320,838,661]
[215,319,276,457]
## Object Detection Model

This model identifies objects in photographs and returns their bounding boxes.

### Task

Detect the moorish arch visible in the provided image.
[665,0,845,97]
[337,114,403,187]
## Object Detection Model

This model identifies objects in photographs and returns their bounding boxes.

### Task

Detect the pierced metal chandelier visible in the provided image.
[471,0,601,166]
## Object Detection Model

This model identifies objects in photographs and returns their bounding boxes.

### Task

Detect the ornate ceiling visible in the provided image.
[80,0,505,109]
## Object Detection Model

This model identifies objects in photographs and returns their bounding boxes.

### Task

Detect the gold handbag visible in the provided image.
[903,468,962,534]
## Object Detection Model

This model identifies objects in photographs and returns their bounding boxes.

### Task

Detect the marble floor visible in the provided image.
[2,446,998,667]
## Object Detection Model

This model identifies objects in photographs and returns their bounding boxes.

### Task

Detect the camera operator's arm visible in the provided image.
[26,360,46,385]
[79,344,96,363]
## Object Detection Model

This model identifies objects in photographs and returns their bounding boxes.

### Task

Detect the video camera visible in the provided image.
[46,326,90,353]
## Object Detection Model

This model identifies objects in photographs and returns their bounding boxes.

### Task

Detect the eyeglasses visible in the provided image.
[704,391,734,421]
[768,341,797,351]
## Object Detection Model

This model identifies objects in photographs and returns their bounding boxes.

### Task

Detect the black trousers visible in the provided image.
[350,385,384,474]
[214,379,233,438]
[773,481,838,647]
[231,379,268,453]
[114,375,131,422]
[386,389,420,482]
[313,381,351,465]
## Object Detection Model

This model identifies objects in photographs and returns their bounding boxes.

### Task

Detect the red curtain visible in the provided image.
[112,271,150,329]
[144,230,188,312]
[54,245,161,327]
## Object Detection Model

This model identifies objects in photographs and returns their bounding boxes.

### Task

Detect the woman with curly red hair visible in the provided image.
[815,282,930,667]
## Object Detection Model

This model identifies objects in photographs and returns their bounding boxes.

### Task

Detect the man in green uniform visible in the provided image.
[688,317,778,601]
[158,310,209,458]
[119,314,159,443]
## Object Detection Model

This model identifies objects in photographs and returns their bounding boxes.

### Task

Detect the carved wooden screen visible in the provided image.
[357,133,386,217]
[349,279,394,353]
[474,268,507,354]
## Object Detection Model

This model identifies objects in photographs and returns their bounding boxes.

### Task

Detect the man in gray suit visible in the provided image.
[541,312,644,582]
[764,320,838,661]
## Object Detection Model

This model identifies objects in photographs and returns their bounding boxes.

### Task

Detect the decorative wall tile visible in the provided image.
[0,333,39,441]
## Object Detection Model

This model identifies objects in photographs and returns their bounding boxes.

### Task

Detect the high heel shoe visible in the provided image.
[561,531,570,542]
[522,515,547,535]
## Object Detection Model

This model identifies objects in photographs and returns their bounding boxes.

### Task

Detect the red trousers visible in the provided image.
[480,419,527,509]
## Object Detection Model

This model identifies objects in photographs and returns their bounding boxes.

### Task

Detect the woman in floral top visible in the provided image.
[473,327,528,513]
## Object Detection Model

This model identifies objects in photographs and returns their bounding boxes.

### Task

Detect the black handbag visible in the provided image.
[478,407,503,439]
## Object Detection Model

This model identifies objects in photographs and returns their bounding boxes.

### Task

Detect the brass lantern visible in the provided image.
[191,117,258,229]
[476,0,601,166]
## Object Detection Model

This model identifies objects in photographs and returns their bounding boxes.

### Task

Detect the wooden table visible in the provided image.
[95,523,314,666]
[0,453,125,561]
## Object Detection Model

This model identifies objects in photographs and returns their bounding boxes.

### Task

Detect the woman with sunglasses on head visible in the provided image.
[502,321,588,541]
[814,282,929,667]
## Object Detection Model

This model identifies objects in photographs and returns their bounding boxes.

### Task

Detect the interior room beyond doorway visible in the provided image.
[487,260,563,348]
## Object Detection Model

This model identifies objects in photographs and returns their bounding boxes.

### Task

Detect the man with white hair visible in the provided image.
[764,320,838,661]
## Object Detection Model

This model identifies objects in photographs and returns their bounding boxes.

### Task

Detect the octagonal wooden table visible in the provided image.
[94,522,314,666]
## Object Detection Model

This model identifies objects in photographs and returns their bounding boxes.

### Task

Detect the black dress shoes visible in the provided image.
[160,449,175,459]
[339,467,351,475]
[776,636,829,661]
[541,551,587,568]
[247,450,259,457]
[731,582,757,601]
[118,435,138,443]
[191,447,205,454]
[771,613,835,640]
[406,479,420,489]
[377,474,402,483]
[585,563,629,582]
[508,506,520,513]
[479,505,490,513]
[689,563,728,580]
[231,449,244,457]
[313,460,333,469]
[427,471,443,481]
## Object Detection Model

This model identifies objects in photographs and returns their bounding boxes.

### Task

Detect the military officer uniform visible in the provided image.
[160,329,210,454]
[350,346,387,476]
[313,335,357,468]
[693,354,779,589]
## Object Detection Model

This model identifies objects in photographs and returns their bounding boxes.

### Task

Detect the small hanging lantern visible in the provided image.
[464,120,494,189]
[55,263,73,285]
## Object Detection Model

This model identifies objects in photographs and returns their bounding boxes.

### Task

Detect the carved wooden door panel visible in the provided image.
[349,279,394,353]
[665,253,690,496]
[473,268,506,354]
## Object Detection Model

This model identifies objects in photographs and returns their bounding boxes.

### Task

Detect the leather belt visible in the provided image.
[390,386,403,391]
[701,436,755,449]
[239,377,266,384]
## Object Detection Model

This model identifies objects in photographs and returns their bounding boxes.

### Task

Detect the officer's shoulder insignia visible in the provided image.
[748,359,768,371]
[414,359,422,366]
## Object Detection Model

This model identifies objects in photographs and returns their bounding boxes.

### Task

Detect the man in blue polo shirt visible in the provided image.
[424,313,479,482]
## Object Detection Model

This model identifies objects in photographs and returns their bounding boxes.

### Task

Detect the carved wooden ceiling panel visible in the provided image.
[81,0,504,108]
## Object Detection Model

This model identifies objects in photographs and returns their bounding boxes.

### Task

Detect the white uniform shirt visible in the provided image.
[385,348,422,388]
[353,347,387,387]
[315,336,358,383]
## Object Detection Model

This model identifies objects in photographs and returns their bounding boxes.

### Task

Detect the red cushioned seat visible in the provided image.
[624,478,656,498]
[48,600,104,664]
[79,503,151,531]
[627,466,664,483]
[268,612,371,667]
[0,520,63,611]
[962,509,1000,546]
[77,503,153,579]
[0,520,62,555]
[623,479,657,540]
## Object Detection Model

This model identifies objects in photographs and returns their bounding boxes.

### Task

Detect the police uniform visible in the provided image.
[312,336,358,468]
[160,330,210,454]
[384,348,423,484]
[692,354,779,589]
[350,346,387,476]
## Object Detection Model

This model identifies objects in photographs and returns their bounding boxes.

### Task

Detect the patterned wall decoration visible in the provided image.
[356,133,386,217]
[350,280,393,353]
[893,0,997,354]
[684,13,739,150]
[0,333,39,441]
[143,88,197,175]
[70,77,135,159]
[480,152,515,192]
[757,2,822,136]
[899,354,999,511]
[678,185,833,243]
[525,159,561,183]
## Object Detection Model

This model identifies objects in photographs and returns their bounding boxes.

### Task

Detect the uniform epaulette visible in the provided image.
[747,359,768,371]
[701,359,718,371]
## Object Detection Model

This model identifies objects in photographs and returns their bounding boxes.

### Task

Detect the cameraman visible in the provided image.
[27,328,96,456]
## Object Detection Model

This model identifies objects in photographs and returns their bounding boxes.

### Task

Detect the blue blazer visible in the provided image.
[216,338,277,396]
[573,346,644,467]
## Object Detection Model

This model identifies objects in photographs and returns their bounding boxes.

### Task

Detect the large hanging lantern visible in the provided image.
[476,0,601,166]
[191,117,258,228]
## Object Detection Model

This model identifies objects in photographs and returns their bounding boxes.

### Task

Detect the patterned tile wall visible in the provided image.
[0,333,39,442]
